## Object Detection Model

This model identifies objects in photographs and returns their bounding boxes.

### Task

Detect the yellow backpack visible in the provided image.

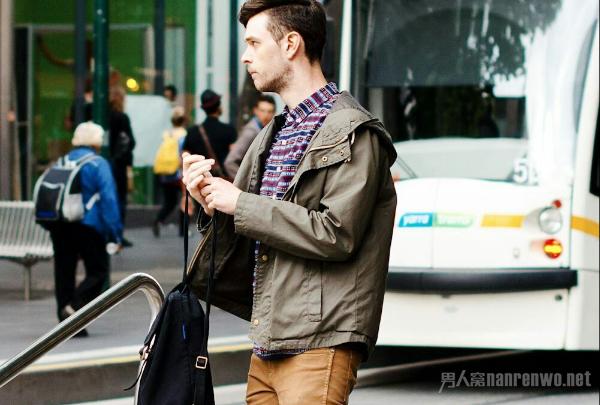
[153,130,181,175]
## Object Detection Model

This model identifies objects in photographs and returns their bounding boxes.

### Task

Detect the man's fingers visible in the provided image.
[188,175,204,190]
[200,186,211,197]
[204,176,221,185]
[185,160,214,181]
[182,154,208,170]
[188,159,214,172]
[187,167,213,185]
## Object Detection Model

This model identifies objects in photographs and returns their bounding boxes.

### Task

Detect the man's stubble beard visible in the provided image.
[255,64,292,94]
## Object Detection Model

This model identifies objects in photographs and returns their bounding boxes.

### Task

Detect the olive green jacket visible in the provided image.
[188,92,397,360]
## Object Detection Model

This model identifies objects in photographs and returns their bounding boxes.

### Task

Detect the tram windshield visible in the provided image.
[354,0,598,185]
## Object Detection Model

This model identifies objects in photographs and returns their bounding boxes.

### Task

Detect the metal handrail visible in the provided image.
[0,272,165,388]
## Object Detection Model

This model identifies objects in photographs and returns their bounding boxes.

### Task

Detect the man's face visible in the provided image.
[241,13,291,93]
[254,101,276,126]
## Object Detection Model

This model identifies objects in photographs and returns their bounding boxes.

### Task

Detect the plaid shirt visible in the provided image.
[253,82,340,359]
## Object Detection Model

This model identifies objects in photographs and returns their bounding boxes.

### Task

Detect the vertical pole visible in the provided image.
[154,0,165,95]
[93,0,110,292]
[24,265,31,302]
[0,0,15,199]
[93,0,109,129]
[229,0,238,125]
[74,0,88,127]
[339,0,353,92]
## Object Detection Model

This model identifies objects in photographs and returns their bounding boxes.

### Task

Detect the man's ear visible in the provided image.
[282,31,304,61]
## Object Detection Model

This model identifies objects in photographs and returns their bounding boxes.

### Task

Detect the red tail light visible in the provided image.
[543,239,563,259]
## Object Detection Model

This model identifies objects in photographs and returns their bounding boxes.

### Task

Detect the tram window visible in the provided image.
[574,24,596,129]
[591,110,600,197]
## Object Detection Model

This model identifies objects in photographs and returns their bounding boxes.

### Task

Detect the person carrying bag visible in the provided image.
[198,125,232,182]
[128,194,216,405]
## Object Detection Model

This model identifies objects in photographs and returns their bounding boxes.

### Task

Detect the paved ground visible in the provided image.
[0,225,249,361]
[68,349,599,404]
[73,380,599,405]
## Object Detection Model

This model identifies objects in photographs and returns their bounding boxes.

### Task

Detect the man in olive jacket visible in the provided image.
[182,1,397,403]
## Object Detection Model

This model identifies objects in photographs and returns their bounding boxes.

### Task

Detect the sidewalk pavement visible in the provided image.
[0,224,249,362]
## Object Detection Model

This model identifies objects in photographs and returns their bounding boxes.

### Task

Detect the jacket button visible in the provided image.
[261,254,269,262]
[253,319,259,326]
[322,156,328,162]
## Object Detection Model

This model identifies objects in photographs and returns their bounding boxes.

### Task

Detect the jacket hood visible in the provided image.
[319,91,397,167]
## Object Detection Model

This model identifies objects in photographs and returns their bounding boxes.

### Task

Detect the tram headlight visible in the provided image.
[538,207,563,234]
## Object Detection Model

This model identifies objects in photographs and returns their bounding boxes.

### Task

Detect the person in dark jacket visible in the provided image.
[182,89,237,177]
[49,122,123,337]
[108,86,136,247]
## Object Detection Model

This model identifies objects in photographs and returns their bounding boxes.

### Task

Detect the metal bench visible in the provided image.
[0,201,53,301]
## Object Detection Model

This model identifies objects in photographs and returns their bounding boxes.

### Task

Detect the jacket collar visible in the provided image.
[306,92,397,164]
[254,91,397,177]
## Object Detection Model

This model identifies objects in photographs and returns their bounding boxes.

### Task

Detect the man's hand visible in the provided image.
[200,176,243,216]
[182,152,215,217]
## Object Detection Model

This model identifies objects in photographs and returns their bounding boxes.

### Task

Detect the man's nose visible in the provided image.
[241,47,251,64]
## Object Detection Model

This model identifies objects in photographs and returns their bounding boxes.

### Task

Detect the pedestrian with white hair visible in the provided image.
[46,122,123,337]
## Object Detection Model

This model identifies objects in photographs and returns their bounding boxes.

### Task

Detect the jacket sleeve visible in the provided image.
[233,128,389,261]
[224,124,256,180]
[95,158,124,243]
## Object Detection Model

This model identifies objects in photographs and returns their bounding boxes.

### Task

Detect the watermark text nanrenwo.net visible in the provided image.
[439,370,592,393]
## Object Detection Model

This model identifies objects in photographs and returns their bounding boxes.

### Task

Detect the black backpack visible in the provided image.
[129,196,216,405]
[33,153,99,229]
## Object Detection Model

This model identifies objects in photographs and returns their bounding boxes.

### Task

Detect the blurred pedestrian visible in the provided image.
[65,78,93,132]
[182,1,397,404]
[182,89,237,179]
[108,86,136,247]
[163,84,178,107]
[48,122,123,336]
[224,94,276,179]
[152,106,187,238]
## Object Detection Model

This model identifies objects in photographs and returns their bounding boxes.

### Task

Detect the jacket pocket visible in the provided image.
[307,261,322,322]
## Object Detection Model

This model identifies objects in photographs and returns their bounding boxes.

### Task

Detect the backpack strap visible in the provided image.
[181,192,217,404]
[76,153,99,166]
[85,193,101,211]
[74,153,101,211]
[61,152,97,168]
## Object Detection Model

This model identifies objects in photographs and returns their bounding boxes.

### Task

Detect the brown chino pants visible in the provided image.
[246,346,361,405]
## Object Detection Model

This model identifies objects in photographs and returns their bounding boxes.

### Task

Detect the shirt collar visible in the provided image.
[282,82,339,126]
[253,116,264,130]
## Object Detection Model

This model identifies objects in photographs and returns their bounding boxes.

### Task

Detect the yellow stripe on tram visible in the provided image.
[571,216,600,238]
[481,214,525,228]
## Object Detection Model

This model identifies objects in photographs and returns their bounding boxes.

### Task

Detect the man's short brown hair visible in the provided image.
[256,94,276,108]
[239,0,326,63]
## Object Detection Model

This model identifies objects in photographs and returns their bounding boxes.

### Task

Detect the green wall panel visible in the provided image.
[17,0,197,204]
